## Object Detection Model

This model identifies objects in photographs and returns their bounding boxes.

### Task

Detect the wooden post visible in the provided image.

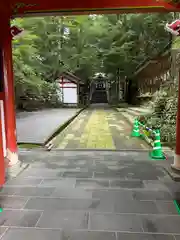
[0,102,5,185]
[172,69,180,170]
[1,17,19,167]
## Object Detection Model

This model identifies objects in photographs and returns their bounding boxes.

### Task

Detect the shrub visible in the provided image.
[142,89,177,146]
[15,79,61,111]
[152,90,167,117]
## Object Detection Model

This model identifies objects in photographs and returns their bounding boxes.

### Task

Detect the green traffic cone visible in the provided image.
[131,119,140,137]
[150,129,165,160]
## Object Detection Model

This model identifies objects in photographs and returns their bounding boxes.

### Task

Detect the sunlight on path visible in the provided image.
[80,110,115,149]
[54,108,149,150]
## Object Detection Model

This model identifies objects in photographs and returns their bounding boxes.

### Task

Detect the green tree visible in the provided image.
[12,13,173,109]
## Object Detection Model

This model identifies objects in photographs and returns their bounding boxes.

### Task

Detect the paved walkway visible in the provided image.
[1,106,178,239]
[0,150,179,240]
[16,108,80,144]
[52,108,149,150]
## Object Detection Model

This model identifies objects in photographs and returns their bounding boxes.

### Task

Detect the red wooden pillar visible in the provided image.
[0,90,5,185]
[0,107,5,185]
[0,13,9,184]
[172,70,180,170]
[1,16,19,167]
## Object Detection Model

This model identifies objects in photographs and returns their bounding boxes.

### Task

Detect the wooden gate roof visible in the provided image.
[0,0,178,18]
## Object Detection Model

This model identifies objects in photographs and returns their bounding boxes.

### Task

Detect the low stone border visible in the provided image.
[44,107,87,147]
[51,148,150,152]
[116,108,173,154]
[5,108,86,180]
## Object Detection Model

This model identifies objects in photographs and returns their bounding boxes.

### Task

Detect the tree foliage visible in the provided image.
[12,13,173,110]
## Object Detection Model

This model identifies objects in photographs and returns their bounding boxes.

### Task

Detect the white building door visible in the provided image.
[64,88,77,104]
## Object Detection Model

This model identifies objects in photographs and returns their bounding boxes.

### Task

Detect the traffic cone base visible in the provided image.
[131,130,141,137]
[149,130,165,160]
[131,119,140,137]
[149,151,165,160]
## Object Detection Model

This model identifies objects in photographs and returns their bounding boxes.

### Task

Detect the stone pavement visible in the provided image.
[0,150,180,239]
[16,108,80,144]
[52,108,149,150]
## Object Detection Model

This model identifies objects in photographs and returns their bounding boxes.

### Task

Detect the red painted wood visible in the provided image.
[176,71,180,155]
[59,82,75,84]
[60,86,77,88]
[0,14,6,185]
[0,91,5,185]
[8,0,178,16]
[0,93,4,100]
[0,107,5,185]
[11,26,24,39]
[1,17,17,153]
[59,82,74,83]
[0,3,10,17]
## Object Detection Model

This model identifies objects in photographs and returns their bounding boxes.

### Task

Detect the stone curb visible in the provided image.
[116,108,173,156]
[44,107,87,146]
[6,107,87,181]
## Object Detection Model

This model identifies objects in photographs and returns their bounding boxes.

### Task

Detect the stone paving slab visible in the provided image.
[53,108,149,150]
[1,150,180,240]
[0,209,42,227]
[2,228,63,240]
[37,211,89,229]
[62,231,116,240]
[16,108,81,144]
[2,229,180,240]
[117,233,175,240]
[141,215,180,234]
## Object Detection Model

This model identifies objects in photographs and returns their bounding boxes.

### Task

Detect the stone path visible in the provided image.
[52,108,149,150]
[0,150,180,239]
[16,108,80,144]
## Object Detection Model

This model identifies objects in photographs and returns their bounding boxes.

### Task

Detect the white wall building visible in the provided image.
[56,72,83,106]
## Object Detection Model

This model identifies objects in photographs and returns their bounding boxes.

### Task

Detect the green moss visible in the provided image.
[18,143,41,149]
[172,37,180,49]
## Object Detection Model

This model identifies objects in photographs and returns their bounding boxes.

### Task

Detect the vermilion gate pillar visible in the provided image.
[0,62,5,185]
[172,69,180,170]
[1,16,19,169]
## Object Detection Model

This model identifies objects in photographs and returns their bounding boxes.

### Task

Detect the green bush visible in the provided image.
[15,78,61,111]
[142,89,177,146]
[40,82,61,107]
[152,90,167,117]
[13,46,62,111]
